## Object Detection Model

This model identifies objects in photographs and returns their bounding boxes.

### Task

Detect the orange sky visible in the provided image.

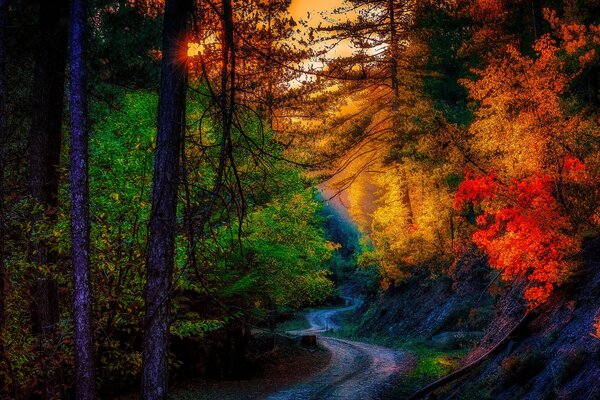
[289,0,356,58]
[289,0,345,27]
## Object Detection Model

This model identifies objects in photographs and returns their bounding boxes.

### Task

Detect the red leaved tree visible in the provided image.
[455,172,580,306]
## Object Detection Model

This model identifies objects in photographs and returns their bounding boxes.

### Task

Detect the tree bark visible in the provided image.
[587,64,599,106]
[69,0,96,398]
[0,0,8,376]
[29,0,68,337]
[532,0,543,41]
[142,0,190,398]
[401,175,414,225]
[388,0,415,224]
[389,0,399,102]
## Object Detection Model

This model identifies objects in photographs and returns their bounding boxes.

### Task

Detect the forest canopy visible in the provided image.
[0,0,599,399]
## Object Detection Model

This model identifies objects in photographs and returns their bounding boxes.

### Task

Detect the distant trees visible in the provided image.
[292,0,459,282]
[290,0,600,309]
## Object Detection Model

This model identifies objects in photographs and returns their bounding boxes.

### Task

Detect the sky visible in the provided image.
[289,0,356,58]
[289,0,345,27]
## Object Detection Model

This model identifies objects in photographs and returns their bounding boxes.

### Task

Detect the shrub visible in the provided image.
[501,351,546,384]
[555,348,587,384]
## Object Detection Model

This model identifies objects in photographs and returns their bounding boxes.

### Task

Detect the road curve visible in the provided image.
[265,299,413,400]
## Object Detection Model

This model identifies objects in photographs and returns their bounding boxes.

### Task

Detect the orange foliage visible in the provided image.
[456,173,580,306]
[592,315,600,340]
[545,8,600,68]
[470,0,505,21]
[462,35,573,178]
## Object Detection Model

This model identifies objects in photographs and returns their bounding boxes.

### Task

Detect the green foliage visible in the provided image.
[197,188,334,314]
[386,339,466,399]
[276,315,311,333]
[89,0,162,91]
[418,4,474,126]
[170,319,227,339]
[54,89,336,389]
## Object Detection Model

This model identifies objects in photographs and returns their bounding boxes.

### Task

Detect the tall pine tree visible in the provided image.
[69,0,96,397]
[142,0,191,398]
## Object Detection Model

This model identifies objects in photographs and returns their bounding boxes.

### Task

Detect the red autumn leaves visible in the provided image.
[455,168,582,307]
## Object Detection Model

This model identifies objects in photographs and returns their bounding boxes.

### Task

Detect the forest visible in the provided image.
[0,0,599,399]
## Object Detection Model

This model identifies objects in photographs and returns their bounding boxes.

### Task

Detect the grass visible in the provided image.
[387,341,465,399]
[275,314,310,333]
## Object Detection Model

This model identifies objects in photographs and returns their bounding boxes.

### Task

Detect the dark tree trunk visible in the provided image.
[389,0,399,103]
[0,0,7,375]
[388,0,414,223]
[30,0,67,210]
[142,0,190,398]
[401,179,414,225]
[29,0,68,337]
[587,64,599,106]
[532,0,543,40]
[69,0,96,398]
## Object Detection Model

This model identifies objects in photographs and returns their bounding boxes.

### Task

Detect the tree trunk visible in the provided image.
[26,1,69,398]
[401,180,414,225]
[29,0,68,338]
[388,0,414,223]
[0,0,7,383]
[532,0,543,41]
[69,0,96,398]
[587,64,599,106]
[389,0,399,103]
[142,0,190,398]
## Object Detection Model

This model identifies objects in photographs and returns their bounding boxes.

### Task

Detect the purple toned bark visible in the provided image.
[141,0,190,398]
[69,0,96,398]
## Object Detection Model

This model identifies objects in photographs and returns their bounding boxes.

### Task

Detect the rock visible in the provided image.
[301,334,317,347]
[431,331,483,349]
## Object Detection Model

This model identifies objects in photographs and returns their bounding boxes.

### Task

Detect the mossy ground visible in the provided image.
[275,315,311,333]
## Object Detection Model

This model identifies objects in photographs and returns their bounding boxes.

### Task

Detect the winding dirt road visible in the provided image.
[265,300,414,400]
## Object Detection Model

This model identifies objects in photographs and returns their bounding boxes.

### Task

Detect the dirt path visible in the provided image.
[265,299,414,400]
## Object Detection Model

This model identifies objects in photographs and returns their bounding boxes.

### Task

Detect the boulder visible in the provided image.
[300,334,317,347]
